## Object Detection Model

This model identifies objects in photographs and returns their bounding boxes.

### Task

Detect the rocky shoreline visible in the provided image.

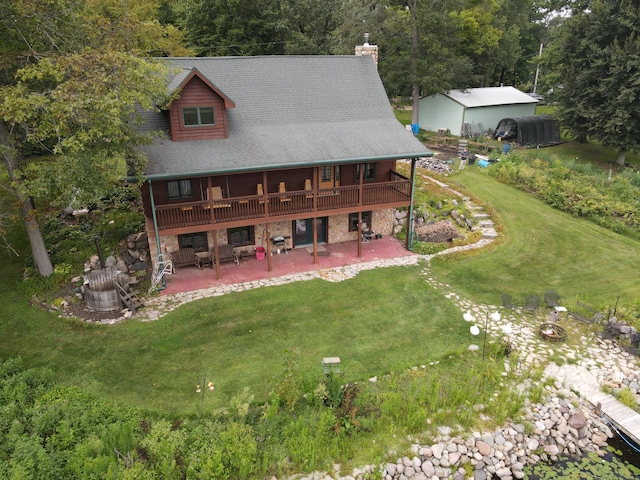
[281,270,640,480]
[375,392,612,480]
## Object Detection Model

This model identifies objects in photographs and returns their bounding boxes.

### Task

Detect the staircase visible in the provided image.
[116,282,144,313]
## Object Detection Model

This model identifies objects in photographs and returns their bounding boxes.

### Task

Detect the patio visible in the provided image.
[159,236,415,295]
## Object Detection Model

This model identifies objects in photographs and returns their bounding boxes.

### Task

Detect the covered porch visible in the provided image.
[158,236,416,296]
[152,174,411,233]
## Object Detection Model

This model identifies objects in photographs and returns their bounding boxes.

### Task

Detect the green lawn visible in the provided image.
[0,259,467,415]
[2,167,640,416]
[430,168,640,307]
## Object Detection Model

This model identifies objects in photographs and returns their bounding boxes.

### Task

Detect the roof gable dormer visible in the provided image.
[167,68,235,142]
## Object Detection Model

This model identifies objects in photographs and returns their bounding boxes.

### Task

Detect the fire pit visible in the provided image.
[539,323,567,342]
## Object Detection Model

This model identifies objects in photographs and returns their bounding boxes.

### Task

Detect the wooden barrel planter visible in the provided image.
[84,287,122,312]
[84,267,127,312]
[539,323,567,342]
[86,267,119,291]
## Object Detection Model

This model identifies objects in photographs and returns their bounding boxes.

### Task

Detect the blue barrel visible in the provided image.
[410,123,419,135]
[478,159,490,168]
[502,143,511,154]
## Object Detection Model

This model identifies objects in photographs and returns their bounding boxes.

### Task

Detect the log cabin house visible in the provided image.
[137,47,432,279]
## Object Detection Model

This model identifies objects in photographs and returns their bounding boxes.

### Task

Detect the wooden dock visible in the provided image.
[589,392,640,445]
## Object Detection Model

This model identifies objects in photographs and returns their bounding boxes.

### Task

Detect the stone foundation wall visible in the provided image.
[146,209,398,269]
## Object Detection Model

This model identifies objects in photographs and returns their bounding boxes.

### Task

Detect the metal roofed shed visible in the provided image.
[494,115,561,147]
[418,86,538,137]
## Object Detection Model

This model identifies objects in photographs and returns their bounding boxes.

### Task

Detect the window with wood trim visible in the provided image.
[182,107,215,126]
[227,226,255,246]
[349,211,372,232]
[178,232,208,252]
[167,179,193,200]
[355,163,376,181]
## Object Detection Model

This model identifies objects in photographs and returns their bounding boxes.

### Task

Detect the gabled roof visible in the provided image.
[442,86,538,108]
[167,68,235,109]
[141,56,430,180]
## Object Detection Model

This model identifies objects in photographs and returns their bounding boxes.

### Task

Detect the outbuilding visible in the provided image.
[494,115,561,146]
[418,86,538,137]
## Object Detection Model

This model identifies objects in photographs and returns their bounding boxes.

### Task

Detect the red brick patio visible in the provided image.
[159,236,415,295]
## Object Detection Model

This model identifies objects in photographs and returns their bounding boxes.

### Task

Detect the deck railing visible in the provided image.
[155,179,411,231]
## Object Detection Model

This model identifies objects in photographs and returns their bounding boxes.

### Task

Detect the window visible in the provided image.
[227,226,255,246]
[356,163,376,181]
[167,179,193,200]
[182,107,215,126]
[349,211,372,232]
[179,232,208,252]
[321,166,332,182]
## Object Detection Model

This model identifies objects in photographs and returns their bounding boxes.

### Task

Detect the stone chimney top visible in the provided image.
[355,33,378,69]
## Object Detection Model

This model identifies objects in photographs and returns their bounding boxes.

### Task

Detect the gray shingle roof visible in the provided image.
[141,56,430,179]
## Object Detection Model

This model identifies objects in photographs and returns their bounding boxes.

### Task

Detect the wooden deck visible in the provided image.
[589,391,640,446]
[154,179,411,233]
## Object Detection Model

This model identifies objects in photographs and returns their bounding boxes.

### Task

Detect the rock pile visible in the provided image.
[415,220,460,242]
[602,317,640,352]
[416,157,454,174]
[377,395,612,480]
[83,232,150,276]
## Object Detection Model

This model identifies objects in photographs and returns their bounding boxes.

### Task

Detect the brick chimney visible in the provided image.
[355,33,378,69]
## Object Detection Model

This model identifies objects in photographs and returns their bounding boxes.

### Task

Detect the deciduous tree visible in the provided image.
[0,0,185,275]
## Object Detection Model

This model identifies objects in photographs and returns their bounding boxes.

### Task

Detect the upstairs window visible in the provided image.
[167,179,193,200]
[182,107,215,127]
[356,163,376,181]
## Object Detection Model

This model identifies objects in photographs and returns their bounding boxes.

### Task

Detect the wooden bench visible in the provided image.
[569,301,603,324]
[213,244,239,266]
[169,248,195,269]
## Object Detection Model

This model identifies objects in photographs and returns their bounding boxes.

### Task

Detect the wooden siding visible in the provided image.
[170,77,228,141]
[144,170,411,235]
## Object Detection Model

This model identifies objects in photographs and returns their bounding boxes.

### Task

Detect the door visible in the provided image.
[318,166,340,190]
[293,217,327,246]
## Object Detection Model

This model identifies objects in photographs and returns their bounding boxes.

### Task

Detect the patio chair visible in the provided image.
[304,178,313,198]
[524,295,540,314]
[278,182,291,202]
[501,294,518,309]
[544,290,561,308]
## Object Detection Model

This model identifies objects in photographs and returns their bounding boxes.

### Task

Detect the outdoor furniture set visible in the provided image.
[170,243,241,270]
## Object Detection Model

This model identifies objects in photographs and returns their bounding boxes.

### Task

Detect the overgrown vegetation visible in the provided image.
[0,340,526,479]
[487,151,640,240]
[18,184,145,302]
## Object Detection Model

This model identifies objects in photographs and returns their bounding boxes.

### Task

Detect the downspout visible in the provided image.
[148,180,166,290]
[406,157,418,251]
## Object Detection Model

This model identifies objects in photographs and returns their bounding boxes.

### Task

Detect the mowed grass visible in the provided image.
[0,259,466,415]
[430,168,640,307]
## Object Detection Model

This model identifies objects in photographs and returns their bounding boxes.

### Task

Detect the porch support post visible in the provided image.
[406,157,418,251]
[266,223,272,271]
[312,217,318,264]
[148,180,166,289]
[213,230,220,280]
[312,168,317,211]
[357,213,362,257]
[207,176,215,224]
[357,163,365,257]
[262,171,269,217]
